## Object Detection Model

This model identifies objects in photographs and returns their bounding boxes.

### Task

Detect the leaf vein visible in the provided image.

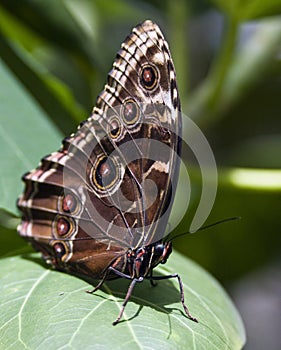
[17,269,50,349]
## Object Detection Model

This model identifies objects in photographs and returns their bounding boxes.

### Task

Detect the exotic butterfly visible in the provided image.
[17,20,198,325]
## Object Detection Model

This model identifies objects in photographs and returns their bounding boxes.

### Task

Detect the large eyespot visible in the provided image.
[92,155,120,192]
[140,64,159,90]
[122,99,139,125]
[54,216,75,237]
[52,241,67,261]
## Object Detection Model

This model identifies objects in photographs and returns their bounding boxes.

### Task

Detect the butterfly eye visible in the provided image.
[154,243,164,255]
[52,241,67,260]
[122,99,139,125]
[140,64,159,90]
[92,155,119,191]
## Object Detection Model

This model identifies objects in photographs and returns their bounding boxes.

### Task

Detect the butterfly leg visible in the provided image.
[86,261,132,294]
[86,275,107,294]
[104,267,144,325]
[148,273,198,323]
[149,270,157,287]
[112,277,142,326]
[87,265,143,325]
[86,264,117,294]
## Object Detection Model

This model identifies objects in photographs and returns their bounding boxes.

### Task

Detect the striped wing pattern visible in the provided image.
[17,20,181,279]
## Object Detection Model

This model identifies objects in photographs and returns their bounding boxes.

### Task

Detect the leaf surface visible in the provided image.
[0,58,62,215]
[0,249,245,349]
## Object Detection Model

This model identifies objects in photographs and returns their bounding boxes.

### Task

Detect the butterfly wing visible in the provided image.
[17,20,181,279]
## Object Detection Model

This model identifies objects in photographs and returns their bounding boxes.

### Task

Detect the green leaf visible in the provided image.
[187,16,281,127]
[0,223,25,258]
[0,12,85,133]
[0,0,101,68]
[0,250,245,349]
[211,0,281,21]
[0,57,62,215]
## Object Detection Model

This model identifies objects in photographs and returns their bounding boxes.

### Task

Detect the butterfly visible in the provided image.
[17,20,198,325]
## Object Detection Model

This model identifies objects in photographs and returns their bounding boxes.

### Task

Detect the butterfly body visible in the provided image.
[17,20,197,325]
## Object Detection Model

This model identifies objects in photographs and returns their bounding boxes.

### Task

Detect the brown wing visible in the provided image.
[17,20,181,277]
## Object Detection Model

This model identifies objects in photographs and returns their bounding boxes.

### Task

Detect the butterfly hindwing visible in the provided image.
[17,20,181,279]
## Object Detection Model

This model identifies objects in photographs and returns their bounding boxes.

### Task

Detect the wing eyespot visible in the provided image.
[122,98,140,125]
[140,64,159,91]
[60,193,79,214]
[54,216,75,237]
[108,116,122,139]
[52,241,68,261]
[91,155,120,192]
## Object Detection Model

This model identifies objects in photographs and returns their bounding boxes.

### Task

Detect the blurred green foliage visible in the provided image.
[0,0,281,285]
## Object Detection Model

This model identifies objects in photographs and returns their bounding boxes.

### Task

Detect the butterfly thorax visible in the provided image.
[122,241,172,279]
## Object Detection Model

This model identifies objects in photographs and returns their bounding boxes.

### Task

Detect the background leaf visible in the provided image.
[0,250,245,349]
[0,58,62,215]
[211,0,281,20]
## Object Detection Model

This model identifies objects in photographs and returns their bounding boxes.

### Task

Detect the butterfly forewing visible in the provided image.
[17,20,181,279]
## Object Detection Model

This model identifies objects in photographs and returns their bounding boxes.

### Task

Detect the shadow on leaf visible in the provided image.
[22,250,192,325]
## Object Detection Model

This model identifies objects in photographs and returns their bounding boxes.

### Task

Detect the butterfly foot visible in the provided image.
[189,315,199,323]
[150,279,157,287]
[112,318,120,326]
[86,283,101,294]
[183,304,198,323]
[86,289,95,294]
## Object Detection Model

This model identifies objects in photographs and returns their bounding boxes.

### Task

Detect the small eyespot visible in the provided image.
[92,155,119,191]
[54,216,74,237]
[122,99,139,125]
[108,117,121,139]
[140,64,159,90]
[61,193,78,214]
[52,241,67,260]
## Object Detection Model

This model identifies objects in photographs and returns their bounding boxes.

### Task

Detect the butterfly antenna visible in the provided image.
[167,216,241,242]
